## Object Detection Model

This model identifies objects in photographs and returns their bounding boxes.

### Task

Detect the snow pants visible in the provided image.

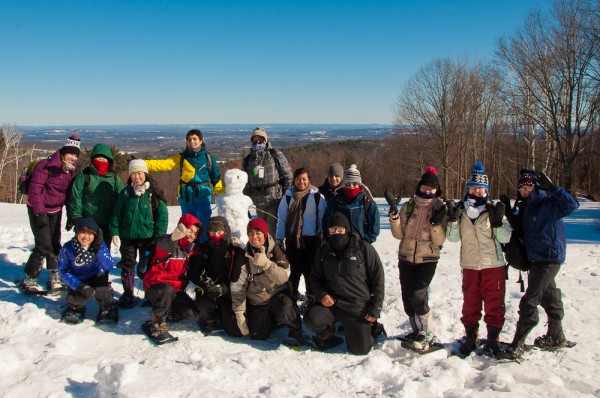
[518,262,564,327]
[246,290,301,340]
[398,260,436,317]
[461,267,506,330]
[286,234,321,299]
[304,305,374,355]
[67,273,113,311]
[145,283,196,324]
[25,206,62,277]
[179,200,212,243]
[119,237,154,274]
[196,295,243,337]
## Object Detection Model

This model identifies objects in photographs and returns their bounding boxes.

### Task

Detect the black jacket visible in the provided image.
[310,232,385,318]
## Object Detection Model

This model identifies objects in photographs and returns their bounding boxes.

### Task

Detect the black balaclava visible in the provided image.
[329,212,351,252]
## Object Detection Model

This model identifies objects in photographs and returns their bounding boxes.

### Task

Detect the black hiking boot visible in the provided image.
[118,291,136,308]
[62,305,86,324]
[371,321,387,339]
[481,326,501,355]
[149,322,173,343]
[459,324,479,357]
[496,322,534,360]
[96,304,119,324]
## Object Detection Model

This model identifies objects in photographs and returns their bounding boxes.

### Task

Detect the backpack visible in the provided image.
[19,158,49,195]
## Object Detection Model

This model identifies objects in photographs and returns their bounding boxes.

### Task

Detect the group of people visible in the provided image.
[19,128,579,358]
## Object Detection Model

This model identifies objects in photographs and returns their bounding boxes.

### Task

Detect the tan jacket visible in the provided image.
[230,235,291,312]
[446,206,511,270]
[390,197,447,264]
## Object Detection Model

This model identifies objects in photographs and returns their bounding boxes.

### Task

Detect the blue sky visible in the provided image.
[0,0,547,126]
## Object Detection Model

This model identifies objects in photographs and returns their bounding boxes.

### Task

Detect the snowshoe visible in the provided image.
[199,320,223,336]
[117,292,138,309]
[397,333,444,355]
[61,306,86,325]
[47,271,64,294]
[533,334,577,351]
[141,321,178,345]
[96,303,119,324]
[282,335,316,352]
[311,334,344,351]
[15,278,47,296]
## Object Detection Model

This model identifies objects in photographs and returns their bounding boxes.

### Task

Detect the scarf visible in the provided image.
[72,238,95,267]
[409,196,436,241]
[285,186,311,249]
[342,186,362,202]
[92,158,110,176]
[133,181,150,197]
[464,194,488,220]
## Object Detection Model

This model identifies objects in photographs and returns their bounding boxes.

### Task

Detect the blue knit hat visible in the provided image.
[76,217,100,234]
[466,162,489,190]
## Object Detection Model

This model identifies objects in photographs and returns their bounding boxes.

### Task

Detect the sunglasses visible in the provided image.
[328,226,346,234]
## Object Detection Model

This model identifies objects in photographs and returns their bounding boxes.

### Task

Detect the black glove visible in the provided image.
[537,172,556,192]
[430,204,447,225]
[66,219,74,231]
[490,202,505,228]
[384,190,399,216]
[499,195,512,217]
[77,283,95,299]
[446,200,458,222]
[198,276,227,299]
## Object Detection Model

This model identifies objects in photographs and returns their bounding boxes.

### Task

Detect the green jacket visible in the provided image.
[109,185,168,240]
[68,144,125,227]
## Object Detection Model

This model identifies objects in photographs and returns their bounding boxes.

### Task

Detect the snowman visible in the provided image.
[216,168,254,248]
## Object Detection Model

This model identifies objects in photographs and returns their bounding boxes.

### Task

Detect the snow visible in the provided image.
[1,199,600,397]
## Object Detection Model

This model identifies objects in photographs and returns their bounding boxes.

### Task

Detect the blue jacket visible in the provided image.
[322,191,380,243]
[519,188,579,264]
[57,239,114,290]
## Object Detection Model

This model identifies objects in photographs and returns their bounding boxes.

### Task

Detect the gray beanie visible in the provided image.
[327,163,344,178]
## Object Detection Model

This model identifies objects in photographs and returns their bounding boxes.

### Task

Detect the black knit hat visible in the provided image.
[417,166,440,190]
[330,212,350,230]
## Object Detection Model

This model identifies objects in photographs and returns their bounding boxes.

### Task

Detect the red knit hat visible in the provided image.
[247,217,268,236]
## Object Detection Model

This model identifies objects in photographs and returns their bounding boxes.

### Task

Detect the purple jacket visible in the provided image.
[27,150,76,215]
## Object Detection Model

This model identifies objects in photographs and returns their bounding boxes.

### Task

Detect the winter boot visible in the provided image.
[412,331,430,351]
[149,322,172,343]
[311,323,343,351]
[118,272,136,308]
[404,316,419,340]
[482,326,501,355]
[96,303,119,324]
[47,271,63,292]
[371,321,387,339]
[412,312,433,350]
[459,324,479,356]
[22,274,44,293]
[534,318,566,349]
[62,305,86,324]
[499,322,534,359]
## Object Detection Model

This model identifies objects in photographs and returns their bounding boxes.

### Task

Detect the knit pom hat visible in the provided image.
[327,163,344,178]
[518,169,537,189]
[417,166,440,190]
[251,127,268,143]
[60,133,81,157]
[128,159,148,175]
[343,164,362,185]
[466,162,489,190]
[247,217,268,237]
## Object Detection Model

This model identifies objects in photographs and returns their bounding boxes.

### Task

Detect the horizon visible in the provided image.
[1,1,549,126]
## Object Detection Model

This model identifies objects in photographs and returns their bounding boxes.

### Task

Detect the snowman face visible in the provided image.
[224,169,248,195]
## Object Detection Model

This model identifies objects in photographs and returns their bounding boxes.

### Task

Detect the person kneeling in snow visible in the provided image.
[142,214,202,343]
[58,217,117,324]
[230,217,303,342]
[304,212,385,355]
[188,216,245,336]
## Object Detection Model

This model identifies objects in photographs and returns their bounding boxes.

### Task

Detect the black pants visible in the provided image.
[145,283,196,323]
[119,238,154,273]
[66,273,113,311]
[25,207,62,277]
[255,202,279,238]
[247,290,301,340]
[398,261,437,317]
[196,296,242,337]
[518,263,564,327]
[287,235,321,298]
[304,304,374,355]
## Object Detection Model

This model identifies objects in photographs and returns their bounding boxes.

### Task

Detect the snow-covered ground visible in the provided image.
[1,199,599,397]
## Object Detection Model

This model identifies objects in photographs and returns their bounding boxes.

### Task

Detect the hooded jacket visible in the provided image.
[310,231,385,318]
[142,214,202,292]
[230,234,291,312]
[68,144,124,226]
[27,150,76,215]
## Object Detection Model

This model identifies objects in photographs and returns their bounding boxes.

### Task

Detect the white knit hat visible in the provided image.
[343,164,362,185]
[129,159,148,175]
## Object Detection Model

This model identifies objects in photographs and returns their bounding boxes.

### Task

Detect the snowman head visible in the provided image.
[224,168,248,195]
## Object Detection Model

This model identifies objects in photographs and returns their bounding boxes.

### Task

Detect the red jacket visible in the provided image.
[143,214,202,292]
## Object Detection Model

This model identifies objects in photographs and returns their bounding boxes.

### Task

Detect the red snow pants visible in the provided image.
[461,267,506,330]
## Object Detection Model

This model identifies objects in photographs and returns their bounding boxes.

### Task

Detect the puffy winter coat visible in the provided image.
[142,214,202,292]
[68,144,124,226]
[230,235,291,312]
[146,146,220,204]
[446,203,511,270]
[318,178,338,204]
[275,186,327,241]
[57,239,114,290]
[390,197,447,264]
[518,188,578,264]
[27,150,76,215]
[109,185,168,240]
[242,144,293,207]
[310,232,385,318]
[322,190,380,243]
